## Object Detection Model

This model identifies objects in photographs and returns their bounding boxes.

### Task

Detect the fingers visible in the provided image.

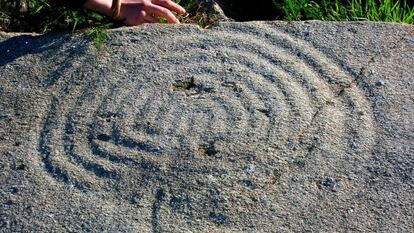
[118,0,185,25]
[146,3,180,24]
[144,14,158,23]
[122,9,147,26]
[153,0,186,15]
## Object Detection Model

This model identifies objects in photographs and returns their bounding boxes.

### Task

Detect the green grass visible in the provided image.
[0,0,118,48]
[85,23,113,50]
[274,0,414,23]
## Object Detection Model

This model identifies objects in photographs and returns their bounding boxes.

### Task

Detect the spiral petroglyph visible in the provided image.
[36,23,375,227]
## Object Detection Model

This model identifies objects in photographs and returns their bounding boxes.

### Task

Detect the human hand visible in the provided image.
[83,0,186,25]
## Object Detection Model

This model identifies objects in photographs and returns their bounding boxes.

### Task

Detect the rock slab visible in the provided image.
[0,22,413,232]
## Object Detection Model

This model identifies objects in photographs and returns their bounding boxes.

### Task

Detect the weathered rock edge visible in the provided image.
[0,22,413,232]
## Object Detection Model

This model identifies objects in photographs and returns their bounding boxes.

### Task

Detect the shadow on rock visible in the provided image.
[0,33,90,87]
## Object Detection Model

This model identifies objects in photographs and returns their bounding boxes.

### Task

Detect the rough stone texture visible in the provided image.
[0,21,413,232]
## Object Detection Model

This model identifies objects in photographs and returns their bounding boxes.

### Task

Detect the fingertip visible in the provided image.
[178,6,186,15]
[170,18,180,24]
[148,4,180,24]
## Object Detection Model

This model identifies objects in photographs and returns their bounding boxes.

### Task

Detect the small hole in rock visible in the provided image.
[10,187,18,195]
[13,163,26,171]
[96,134,111,142]
[242,180,255,188]
[198,143,219,157]
[173,77,197,91]
[209,212,228,225]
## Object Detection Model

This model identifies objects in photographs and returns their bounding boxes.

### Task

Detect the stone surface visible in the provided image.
[0,21,413,232]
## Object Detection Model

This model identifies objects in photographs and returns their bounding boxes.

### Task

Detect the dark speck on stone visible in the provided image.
[320,177,337,192]
[209,212,228,225]
[5,200,14,205]
[242,180,255,189]
[375,80,385,87]
[10,187,18,195]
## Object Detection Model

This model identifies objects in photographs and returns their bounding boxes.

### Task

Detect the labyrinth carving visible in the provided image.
[36,23,375,227]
